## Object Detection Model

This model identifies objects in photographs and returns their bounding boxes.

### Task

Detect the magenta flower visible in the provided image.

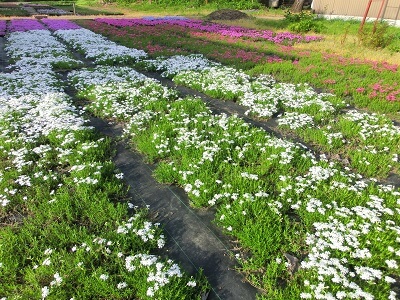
[94,18,323,45]
[41,19,81,31]
[8,19,47,32]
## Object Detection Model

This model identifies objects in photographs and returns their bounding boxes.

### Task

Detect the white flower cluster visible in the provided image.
[277,112,315,129]
[5,29,80,69]
[25,29,397,299]
[344,109,400,141]
[0,27,90,211]
[68,66,147,90]
[166,55,336,121]
[144,54,219,77]
[117,215,165,249]
[0,24,206,299]
[125,254,184,297]
[54,28,147,64]
[36,8,71,15]
[69,67,177,120]
[0,29,79,98]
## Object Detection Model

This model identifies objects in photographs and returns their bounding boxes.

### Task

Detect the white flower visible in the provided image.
[42,258,51,266]
[187,280,197,287]
[146,287,155,297]
[389,291,397,300]
[99,274,109,281]
[44,248,53,256]
[385,276,396,283]
[50,273,63,286]
[117,282,127,289]
[386,259,398,269]
[300,292,312,299]
[41,286,50,299]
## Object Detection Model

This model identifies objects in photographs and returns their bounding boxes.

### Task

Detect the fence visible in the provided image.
[312,0,400,23]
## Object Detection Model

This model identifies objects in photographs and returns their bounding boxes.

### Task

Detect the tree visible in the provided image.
[290,0,306,13]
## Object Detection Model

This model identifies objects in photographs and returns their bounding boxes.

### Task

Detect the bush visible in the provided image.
[284,10,323,33]
[358,22,395,50]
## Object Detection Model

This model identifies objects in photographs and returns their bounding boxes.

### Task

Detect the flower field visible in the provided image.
[1,16,400,300]
[0,19,208,299]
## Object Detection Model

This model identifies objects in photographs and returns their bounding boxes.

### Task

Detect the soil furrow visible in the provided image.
[0,37,8,72]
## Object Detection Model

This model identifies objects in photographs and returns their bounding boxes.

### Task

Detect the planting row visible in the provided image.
[0,21,208,299]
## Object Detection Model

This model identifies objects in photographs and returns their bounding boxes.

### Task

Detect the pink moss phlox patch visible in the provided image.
[94,18,323,45]
[8,19,47,32]
[41,19,81,31]
[323,52,398,73]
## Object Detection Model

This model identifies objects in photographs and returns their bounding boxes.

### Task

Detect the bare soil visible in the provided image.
[206,9,249,21]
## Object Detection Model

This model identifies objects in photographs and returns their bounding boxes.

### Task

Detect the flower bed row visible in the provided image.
[53,26,147,65]
[0,21,208,299]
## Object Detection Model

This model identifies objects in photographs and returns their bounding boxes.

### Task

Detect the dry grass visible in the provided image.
[293,34,400,65]
[214,13,400,66]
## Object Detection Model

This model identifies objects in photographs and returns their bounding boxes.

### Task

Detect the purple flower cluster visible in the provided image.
[95,18,323,44]
[0,20,6,36]
[41,19,81,31]
[42,19,82,30]
[8,19,47,32]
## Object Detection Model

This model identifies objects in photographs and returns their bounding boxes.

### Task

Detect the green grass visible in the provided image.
[0,6,30,17]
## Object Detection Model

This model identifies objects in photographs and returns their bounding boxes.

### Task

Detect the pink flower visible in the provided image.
[386,94,396,101]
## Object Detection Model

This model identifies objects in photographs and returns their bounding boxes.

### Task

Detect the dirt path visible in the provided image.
[0,37,7,72]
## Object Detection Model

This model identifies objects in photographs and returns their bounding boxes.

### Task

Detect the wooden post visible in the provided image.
[373,0,387,33]
[359,0,373,32]
[73,3,76,15]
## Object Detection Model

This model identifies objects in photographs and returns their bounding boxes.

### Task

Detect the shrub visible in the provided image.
[285,10,324,33]
[358,22,393,49]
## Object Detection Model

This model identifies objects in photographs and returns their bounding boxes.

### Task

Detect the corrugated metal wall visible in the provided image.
[312,0,400,21]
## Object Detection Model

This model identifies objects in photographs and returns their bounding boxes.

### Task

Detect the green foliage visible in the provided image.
[284,10,324,33]
[214,0,262,10]
[111,0,262,9]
